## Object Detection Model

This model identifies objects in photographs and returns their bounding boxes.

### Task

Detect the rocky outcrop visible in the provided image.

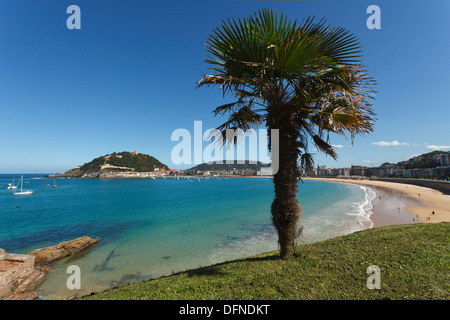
[0,236,99,300]
[0,250,43,300]
[28,236,99,266]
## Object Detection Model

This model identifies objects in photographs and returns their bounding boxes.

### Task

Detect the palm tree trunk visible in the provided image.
[268,104,302,258]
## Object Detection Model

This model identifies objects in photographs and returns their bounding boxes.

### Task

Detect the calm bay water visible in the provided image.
[0,174,375,299]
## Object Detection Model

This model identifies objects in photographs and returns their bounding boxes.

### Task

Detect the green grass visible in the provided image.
[82,223,449,300]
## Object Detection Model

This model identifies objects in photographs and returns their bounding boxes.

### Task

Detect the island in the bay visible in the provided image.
[45,150,170,179]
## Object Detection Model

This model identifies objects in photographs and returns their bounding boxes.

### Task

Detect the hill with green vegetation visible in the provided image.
[80,151,169,173]
[398,150,449,169]
[82,223,449,300]
[48,151,169,178]
[188,161,271,172]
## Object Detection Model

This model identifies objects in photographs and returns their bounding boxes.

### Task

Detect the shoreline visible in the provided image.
[303,177,450,227]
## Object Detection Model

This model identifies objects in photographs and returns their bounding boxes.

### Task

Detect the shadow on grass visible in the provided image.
[185,253,281,278]
[186,266,227,277]
[239,254,280,263]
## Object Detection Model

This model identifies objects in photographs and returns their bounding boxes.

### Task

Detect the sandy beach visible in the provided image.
[303,177,450,227]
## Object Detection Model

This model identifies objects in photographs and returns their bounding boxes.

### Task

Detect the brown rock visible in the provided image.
[0,253,36,299]
[28,236,99,265]
[6,291,40,300]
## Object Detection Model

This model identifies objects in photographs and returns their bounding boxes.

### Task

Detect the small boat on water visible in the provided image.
[7,176,17,190]
[13,176,33,195]
[53,180,57,188]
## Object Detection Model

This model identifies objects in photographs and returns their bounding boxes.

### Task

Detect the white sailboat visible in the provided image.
[13,176,33,195]
[7,175,17,190]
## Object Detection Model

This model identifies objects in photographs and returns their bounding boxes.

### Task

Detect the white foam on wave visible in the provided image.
[355,185,376,229]
[337,184,376,233]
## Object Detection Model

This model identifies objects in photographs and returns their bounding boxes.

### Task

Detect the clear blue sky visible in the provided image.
[1,0,449,173]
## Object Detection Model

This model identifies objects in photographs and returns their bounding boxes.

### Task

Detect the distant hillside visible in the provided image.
[187,161,270,172]
[398,150,449,169]
[48,151,169,178]
[80,151,168,173]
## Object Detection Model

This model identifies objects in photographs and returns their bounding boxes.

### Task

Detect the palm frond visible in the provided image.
[199,8,376,159]
[300,152,315,169]
[312,134,338,160]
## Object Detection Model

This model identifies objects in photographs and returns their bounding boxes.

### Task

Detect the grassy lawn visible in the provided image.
[82,223,449,300]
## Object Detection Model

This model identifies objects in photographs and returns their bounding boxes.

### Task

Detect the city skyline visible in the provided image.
[1,0,449,173]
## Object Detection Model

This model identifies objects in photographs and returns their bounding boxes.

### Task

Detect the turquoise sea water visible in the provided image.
[0,174,375,299]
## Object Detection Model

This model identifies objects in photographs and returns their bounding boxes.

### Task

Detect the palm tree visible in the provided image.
[198,8,376,258]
